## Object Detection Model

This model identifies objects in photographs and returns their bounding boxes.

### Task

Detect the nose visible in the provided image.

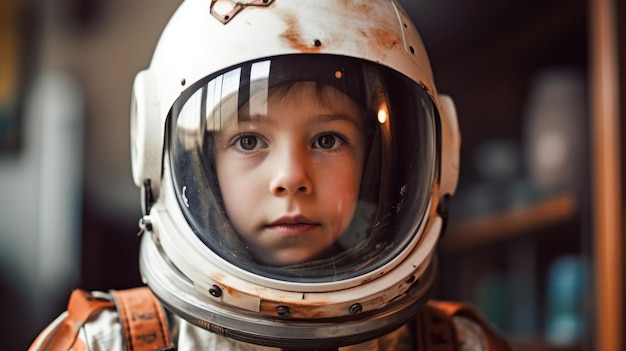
[269,146,313,196]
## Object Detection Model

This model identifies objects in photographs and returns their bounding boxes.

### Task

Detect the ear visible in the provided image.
[437,94,461,197]
[130,69,164,200]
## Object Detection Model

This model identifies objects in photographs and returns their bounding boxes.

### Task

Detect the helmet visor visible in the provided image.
[168,54,437,283]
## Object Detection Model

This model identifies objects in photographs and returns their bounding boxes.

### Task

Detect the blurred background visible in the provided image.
[1,0,624,350]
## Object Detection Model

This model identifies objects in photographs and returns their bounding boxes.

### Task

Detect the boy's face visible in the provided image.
[215,82,368,266]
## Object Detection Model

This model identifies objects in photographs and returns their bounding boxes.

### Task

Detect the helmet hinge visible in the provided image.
[210,0,275,24]
[141,179,154,216]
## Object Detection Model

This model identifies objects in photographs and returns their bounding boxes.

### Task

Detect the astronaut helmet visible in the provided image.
[130,0,460,349]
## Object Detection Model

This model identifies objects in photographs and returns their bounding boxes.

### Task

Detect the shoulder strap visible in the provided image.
[29,289,115,351]
[423,301,512,351]
[29,287,175,351]
[110,287,175,351]
[414,301,459,351]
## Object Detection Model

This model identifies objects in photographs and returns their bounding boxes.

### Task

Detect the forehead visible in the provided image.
[242,81,366,123]
[269,81,354,104]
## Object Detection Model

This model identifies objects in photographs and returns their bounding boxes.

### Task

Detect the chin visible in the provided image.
[270,250,319,266]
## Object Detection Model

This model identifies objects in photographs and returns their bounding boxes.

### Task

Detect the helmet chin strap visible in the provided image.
[139,230,438,350]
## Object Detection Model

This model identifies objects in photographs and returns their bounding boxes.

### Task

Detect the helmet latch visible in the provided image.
[210,0,275,24]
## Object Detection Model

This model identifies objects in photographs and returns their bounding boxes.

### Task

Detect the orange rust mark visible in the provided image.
[369,27,400,51]
[338,0,372,14]
[209,272,238,295]
[280,13,322,53]
[353,2,372,14]
[260,299,334,318]
[210,272,225,282]
[221,284,239,296]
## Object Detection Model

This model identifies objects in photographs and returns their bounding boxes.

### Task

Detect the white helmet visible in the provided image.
[130,0,460,349]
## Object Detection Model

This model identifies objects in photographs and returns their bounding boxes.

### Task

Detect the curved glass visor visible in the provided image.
[168,55,437,282]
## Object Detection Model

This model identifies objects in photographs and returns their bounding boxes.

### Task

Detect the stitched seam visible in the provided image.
[150,296,169,346]
[120,297,133,351]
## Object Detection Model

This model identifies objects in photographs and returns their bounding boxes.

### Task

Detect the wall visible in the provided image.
[0,1,181,349]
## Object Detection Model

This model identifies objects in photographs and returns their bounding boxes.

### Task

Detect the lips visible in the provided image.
[264,215,320,235]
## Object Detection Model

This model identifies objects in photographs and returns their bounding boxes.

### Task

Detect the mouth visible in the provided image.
[264,215,320,235]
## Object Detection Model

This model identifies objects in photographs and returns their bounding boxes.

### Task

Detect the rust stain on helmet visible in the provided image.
[260,298,333,318]
[346,0,400,51]
[280,7,400,55]
[280,14,323,53]
[368,27,400,51]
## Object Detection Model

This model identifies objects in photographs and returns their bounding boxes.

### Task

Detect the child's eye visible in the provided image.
[232,134,267,152]
[312,133,346,150]
[239,136,258,150]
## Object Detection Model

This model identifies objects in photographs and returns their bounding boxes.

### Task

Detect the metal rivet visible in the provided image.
[209,285,222,298]
[276,305,290,317]
[349,303,363,315]
[138,217,153,232]
[313,39,322,47]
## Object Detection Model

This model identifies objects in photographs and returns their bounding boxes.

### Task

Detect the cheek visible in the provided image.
[219,178,257,239]
[215,161,252,224]
[320,162,362,214]
[219,176,240,209]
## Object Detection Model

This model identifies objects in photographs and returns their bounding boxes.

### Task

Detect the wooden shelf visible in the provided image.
[441,194,577,252]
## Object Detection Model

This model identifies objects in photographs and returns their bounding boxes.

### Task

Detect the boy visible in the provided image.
[214,81,369,266]
[30,1,510,350]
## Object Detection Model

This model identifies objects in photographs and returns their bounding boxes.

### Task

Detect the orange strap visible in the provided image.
[111,287,175,351]
[30,289,116,351]
[415,302,458,351]
[425,301,512,351]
